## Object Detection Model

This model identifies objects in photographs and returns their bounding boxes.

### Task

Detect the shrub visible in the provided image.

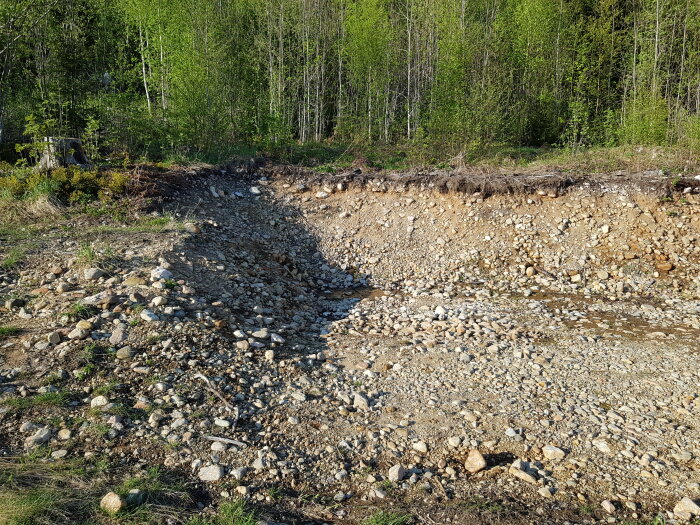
[0,166,130,203]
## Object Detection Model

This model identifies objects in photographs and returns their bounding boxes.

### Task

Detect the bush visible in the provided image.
[0,166,130,203]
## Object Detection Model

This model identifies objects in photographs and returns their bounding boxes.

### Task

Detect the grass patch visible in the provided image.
[0,456,195,525]
[0,325,21,338]
[0,488,82,525]
[2,391,70,411]
[363,511,412,525]
[1,246,26,270]
[186,501,257,525]
[66,302,97,321]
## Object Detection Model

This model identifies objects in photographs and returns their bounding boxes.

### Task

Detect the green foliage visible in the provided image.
[1,0,700,160]
[363,511,412,525]
[1,247,26,270]
[0,325,21,338]
[621,92,669,145]
[186,501,257,525]
[66,302,96,321]
[0,166,129,204]
[2,391,70,411]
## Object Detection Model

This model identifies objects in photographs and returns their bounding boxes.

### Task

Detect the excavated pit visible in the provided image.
[2,166,700,524]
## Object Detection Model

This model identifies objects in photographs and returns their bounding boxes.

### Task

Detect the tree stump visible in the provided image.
[39,137,91,171]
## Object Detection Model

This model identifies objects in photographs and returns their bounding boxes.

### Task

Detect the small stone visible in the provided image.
[47,331,62,345]
[509,461,538,484]
[538,486,553,498]
[388,464,406,482]
[58,429,72,440]
[601,500,615,514]
[91,395,109,408]
[198,465,224,482]
[25,427,51,447]
[140,309,159,322]
[353,393,370,411]
[252,456,266,471]
[152,296,167,307]
[412,441,428,454]
[542,445,566,460]
[116,347,134,360]
[464,449,487,473]
[447,436,462,448]
[68,328,88,340]
[56,282,71,293]
[100,492,126,514]
[674,497,700,519]
[150,267,173,280]
[126,489,146,506]
[592,439,612,454]
[84,268,105,280]
[231,467,247,480]
[51,449,68,459]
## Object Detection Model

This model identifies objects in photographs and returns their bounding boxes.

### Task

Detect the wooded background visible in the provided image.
[1,0,699,162]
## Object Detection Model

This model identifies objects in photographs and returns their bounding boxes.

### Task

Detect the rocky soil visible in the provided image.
[2,165,700,524]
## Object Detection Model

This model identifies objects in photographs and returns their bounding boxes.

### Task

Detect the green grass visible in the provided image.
[620,517,667,525]
[86,214,179,235]
[76,242,97,265]
[0,325,21,338]
[0,488,74,525]
[66,302,96,321]
[1,246,26,270]
[0,456,195,525]
[2,391,70,411]
[363,511,412,525]
[186,501,257,525]
[74,364,97,381]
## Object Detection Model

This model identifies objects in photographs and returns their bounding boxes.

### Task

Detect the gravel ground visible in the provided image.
[1,166,700,524]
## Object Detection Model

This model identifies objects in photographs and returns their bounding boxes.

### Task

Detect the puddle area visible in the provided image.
[323,283,700,343]
[530,291,700,342]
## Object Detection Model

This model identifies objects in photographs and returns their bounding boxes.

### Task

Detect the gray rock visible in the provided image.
[90,395,109,408]
[139,309,159,322]
[412,441,428,454]
[542,445,566,460]
[126,489,146,506]
[388,464,405,482]
[353,393,370,411]
[84,268,105,280]
[25,427,51,447]
[198,465,224,482]
[109,326,128,345]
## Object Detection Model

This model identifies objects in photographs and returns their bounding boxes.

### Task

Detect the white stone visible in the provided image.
[198,465,224,482]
